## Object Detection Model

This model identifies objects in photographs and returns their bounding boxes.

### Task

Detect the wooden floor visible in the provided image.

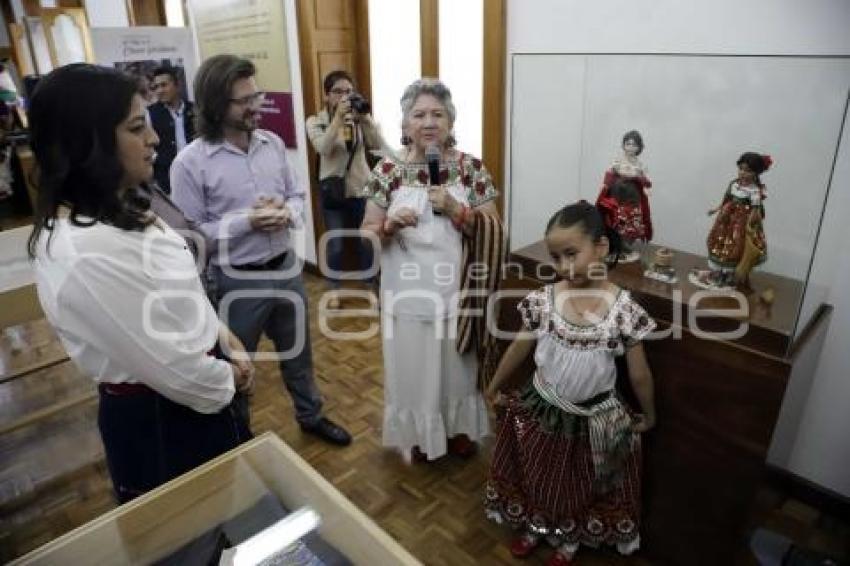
[1,272,848,565]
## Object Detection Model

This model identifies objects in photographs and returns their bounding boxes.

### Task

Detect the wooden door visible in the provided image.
[296,0,370,268]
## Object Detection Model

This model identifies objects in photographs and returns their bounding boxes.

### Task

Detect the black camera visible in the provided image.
[348,92,371,114]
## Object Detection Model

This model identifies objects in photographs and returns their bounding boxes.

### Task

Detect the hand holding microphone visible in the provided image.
[426,143,459,216]
[426,143,448,215]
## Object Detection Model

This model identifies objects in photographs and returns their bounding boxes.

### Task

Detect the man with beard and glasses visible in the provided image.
[171,54,351,446]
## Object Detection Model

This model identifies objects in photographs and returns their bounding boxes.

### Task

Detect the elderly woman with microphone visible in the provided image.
[362,78,503,462]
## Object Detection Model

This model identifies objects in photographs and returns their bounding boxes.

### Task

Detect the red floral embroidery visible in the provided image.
[439,169,449,184]
[463,174,473,188]
[389,177,401,192]
[417,169,429,185]
[381,161,395,175]
[472,158,482,170]
[475,181,486,195]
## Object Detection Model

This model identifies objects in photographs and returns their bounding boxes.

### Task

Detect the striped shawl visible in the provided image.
[456,209,506,390]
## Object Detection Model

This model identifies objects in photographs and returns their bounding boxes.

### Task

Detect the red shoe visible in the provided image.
[545,550,574,566]
[509,534,540,558]
[447,434,476,458]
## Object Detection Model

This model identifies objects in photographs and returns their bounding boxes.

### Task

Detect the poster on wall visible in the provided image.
[90,27,198,104]
[188,0,296,147]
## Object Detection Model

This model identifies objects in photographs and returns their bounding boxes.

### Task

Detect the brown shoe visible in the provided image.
[447,434,476,458]
[411,446,429,463]
[300,417,351,446]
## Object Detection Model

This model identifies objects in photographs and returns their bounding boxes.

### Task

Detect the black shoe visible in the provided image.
[300,417,352,446]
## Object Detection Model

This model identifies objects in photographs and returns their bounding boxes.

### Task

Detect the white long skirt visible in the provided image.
[381,315,490,460]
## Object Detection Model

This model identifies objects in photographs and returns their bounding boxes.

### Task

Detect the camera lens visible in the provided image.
[350,93,370,114]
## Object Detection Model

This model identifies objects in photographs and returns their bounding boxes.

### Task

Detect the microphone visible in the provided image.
[426,143,441,186]
[426,144,443,215]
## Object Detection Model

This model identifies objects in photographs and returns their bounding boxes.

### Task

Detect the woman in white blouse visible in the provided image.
[26,64,254,503]
[361,78,501,462]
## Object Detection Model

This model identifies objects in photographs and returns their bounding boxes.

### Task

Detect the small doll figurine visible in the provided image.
[596,130,653,262]
[691,152,772,290]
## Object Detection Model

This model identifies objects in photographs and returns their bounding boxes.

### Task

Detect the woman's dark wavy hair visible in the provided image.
[545,200,622,268]
[27,63,152,259]
[194,54,256,142]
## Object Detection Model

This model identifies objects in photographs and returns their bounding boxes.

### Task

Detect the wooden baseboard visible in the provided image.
[765,464,850,521]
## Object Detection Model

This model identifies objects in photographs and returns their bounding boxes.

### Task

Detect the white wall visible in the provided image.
[507,0,850,56]
[508,54,849,283]
[283,0,316,264]
[439,0,483,157]
[506,0,850,496]
[781,118,850,495]
[164,0,186,27]
[795,99,850,337]
[785,263,850,496]
[368,0,421,153]
[84,0,130,28]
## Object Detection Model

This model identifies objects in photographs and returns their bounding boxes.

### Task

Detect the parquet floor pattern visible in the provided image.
[0,273,655,565]
[5,280,841,566]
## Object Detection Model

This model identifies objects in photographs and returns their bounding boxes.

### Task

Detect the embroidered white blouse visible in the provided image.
[728,181,763,205]
[518,285,656,404]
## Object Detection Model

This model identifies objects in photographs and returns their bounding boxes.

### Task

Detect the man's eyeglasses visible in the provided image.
[330,88,352,96]
[230,91,266,106]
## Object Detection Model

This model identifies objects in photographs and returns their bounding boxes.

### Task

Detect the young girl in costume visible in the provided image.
[485,201,657,565]
[699,152,772,288]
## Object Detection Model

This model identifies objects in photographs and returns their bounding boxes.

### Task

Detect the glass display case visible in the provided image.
[508,53,850,353]
[11,433,421,565]
[503,54,848,562]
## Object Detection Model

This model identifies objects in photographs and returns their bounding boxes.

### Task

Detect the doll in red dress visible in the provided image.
[596,130,653,263]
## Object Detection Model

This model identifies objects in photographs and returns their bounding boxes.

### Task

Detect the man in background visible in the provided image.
[147,65,195,194]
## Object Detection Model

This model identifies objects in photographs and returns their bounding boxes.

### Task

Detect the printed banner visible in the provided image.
[188,0,296,147]
[90,27,198,104]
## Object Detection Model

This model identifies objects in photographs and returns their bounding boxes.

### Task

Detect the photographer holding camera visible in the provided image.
[307,70,388,307]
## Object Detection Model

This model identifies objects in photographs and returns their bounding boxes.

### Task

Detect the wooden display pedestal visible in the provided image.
[498,240,830,566]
